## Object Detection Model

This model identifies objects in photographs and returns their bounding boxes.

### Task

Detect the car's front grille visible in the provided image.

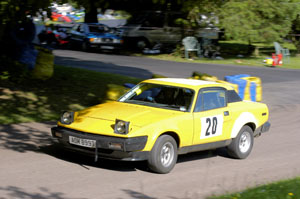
[102,38,113,43]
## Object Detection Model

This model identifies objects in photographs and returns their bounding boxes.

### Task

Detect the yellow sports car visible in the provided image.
[51,78,270,173]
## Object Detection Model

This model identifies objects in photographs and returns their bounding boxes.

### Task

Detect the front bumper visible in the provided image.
[254,121,271,137]
[89,42,123,50]
[51,126,148,161]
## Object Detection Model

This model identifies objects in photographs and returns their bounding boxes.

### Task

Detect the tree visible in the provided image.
[0,0,52,57]
[72,0,185,23]
[218,0,298,45]
[0,0,51,36]
[174,0,225,31]
[288,1,300,53]
[291,14,300,53]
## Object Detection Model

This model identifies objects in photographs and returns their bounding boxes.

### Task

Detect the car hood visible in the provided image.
[76,101,180,127]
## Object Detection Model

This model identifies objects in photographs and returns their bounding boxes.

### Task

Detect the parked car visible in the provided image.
[69,23,123,51]
[38,24,74,47]
[51,78,270,174]
[121,11,219,51]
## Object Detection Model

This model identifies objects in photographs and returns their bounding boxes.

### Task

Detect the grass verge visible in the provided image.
[0,65,141,124]
[144,54,300,70]
[209,177,300,199]
[143,41,300,70]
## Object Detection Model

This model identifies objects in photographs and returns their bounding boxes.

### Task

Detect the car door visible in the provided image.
[192,87,232,145]
[140,12,165,44]
[163,12,183,44]
[70,24,85,44]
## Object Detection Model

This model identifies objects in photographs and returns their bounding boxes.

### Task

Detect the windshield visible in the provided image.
[119,83,194,112]
[88,25,110,33]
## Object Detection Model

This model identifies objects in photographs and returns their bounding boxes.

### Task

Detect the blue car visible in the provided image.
[69,23,123,51]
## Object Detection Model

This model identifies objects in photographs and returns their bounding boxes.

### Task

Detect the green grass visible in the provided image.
[146,54,300,69]
[144,41,300,70]
[209,177,300,199]
[0,65,141,124]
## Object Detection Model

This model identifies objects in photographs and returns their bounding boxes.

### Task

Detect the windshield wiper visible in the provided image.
[158,104,187,111]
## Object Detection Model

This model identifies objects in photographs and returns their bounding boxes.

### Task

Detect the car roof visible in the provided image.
[143,78,232,90]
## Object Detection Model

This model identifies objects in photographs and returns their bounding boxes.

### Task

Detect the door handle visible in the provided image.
[224,111,229,116]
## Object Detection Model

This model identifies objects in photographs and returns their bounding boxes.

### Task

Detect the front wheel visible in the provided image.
[136,38,149,51]
[82,41,90,52]
[227,126,254,159]
[147,135,178,174]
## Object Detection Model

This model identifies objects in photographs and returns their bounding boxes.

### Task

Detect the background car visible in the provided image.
[121,11,219,51]
[69,23,123,51]
[51,78,270,174]
[37,24,74,47]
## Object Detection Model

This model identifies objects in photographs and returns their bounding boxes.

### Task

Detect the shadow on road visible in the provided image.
[40,143,149,173]
[0,122,55,153]
[54,51,154,79]
[0,121,228,173]
[0,186,87,199]
[122,189,157,199]
[177,147,229,164]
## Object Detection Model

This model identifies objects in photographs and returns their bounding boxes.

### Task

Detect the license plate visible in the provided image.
[100,46,114,50]
[69,136,96,148]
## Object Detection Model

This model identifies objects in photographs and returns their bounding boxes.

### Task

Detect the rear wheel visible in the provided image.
[147,135,178,174]
[227,126,254,159]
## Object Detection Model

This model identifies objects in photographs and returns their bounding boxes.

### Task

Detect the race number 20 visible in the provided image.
[200,115,223,139]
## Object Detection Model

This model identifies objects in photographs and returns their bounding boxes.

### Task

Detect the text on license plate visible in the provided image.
[100,46,114,49]
[69,136,96,148]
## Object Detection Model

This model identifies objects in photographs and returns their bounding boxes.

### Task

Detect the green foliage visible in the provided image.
[0,56,30,83]
[0,65,141,124]
[0,0,51,32]
[209,177,300,199]
[289,1,300,53]
[168,0,226,35]
[218,0,299,43]
[181,0,226,13]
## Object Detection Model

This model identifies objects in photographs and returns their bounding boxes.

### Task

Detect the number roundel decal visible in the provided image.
[200,115,223,139]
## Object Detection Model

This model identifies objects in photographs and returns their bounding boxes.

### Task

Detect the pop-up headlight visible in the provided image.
[60,111,74,125]
[114,119,130,134]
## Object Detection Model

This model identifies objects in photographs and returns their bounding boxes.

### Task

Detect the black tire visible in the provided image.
[147,135,178,174]
[136,38,149,50]
[82,41,90,52]
[227,126,254,159]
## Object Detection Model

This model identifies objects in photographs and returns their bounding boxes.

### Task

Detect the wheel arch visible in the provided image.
[159,131,180,148]
[230,112,258,138]
[244,122,256,132]
[136,37,151,49]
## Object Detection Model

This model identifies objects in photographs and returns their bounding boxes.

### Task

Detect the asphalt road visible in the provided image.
[0,50,300,199]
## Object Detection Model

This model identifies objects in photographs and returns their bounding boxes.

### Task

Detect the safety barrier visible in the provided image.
[191,71,218,81]
[241,77,262,102]
[225,75,262,102]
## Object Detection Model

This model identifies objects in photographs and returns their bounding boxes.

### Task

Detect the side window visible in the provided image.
[194,88,226,112]
[227,90,242,103]
[79,25,85,33]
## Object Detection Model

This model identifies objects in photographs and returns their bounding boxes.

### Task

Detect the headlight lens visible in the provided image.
[114,119,129,134]
[60,111,74,125]
[89,38,102,43]
[113,39,121,43]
